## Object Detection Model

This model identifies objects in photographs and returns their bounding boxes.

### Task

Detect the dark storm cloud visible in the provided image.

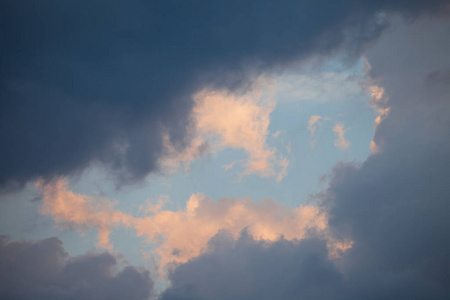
[1,0,448,189]
[323,16,450,298]
[0,236,153,300]
[161,231,342,300]
[159,17,450,300]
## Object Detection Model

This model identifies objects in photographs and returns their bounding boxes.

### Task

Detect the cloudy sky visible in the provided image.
[1,1,450,299]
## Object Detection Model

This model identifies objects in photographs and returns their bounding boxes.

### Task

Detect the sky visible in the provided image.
[1,1,450,299]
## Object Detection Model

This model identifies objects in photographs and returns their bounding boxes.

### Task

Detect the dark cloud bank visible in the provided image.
[1,0,448,189]
[0,236,153,300]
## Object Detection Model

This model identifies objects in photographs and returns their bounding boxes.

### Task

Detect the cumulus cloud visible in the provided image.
[160,233,343,300]
[2,0,447,189]
[36,179,133,249]
[36,178,351,270]
[324,16,450,294]
[0,236,153,300]
[161,82,288,181]
[132,193,346,268]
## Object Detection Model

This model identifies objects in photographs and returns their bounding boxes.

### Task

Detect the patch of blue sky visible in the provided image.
[0,56,376,267]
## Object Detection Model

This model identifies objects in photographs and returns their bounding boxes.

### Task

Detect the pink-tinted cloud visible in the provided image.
[361,59,391,153]
[36,178,351,270]
[37,178,133,249]
[161,81,288,181]
[332,123,350,151]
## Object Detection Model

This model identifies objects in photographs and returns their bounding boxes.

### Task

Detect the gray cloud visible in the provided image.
[324,15,450,297]
[159,16,450,300]
[1,0,448,190]
[0,236,153,300]
[161,231,342,300]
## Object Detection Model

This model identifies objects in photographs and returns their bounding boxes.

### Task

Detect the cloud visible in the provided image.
[161,81,288,181]
[308,117,352,151]
[160,233,343,300]
[36,178,351,270]
[272,130,281,138]
[359,58,391,153]
[1,0,448,189]
[332,123,350,150]
[2,4,450,300]
[324,15,450,294]
[0,236,153,300]
[36,179,133,249]
[308,115,326,149]
[132,193,343,268]
[156,16,450,300]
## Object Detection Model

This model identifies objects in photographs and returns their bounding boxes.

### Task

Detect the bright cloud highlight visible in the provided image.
[161,82,288,181]
[37,178,351,271]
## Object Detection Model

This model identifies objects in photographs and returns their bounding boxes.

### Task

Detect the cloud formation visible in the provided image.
[332,123,350,151]
[1,0,447,189]
[307,115,324,149]
[1,3,450,300]
[36,179,133,249]
[161,233,342,300]
[157,16,450,300]
[360,59,391,153]
[0,236,153,300]
[162,82,288,181]
[37,178,351,270]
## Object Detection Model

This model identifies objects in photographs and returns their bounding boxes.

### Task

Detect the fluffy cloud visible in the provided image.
[36,178,351,270]
[36,179,133,249]
[0,236,153,300]
[162,82,288,180]
[1,0,447,189]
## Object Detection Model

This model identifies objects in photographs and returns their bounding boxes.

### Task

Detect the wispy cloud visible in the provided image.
[360,58,391,154]
[332,123,350,151]
[308,115,326,149]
